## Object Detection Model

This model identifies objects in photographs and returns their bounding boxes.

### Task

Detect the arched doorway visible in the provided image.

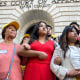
[16,10,53,43]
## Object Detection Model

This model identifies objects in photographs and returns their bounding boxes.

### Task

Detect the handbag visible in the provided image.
[4,44,16,80]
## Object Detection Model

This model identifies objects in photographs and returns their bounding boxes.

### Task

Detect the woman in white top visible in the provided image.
[50,26,80,80]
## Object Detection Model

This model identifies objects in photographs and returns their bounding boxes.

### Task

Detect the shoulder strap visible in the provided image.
[7,44,16,77]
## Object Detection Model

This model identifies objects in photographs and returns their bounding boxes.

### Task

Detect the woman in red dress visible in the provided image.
[18,21,56,80]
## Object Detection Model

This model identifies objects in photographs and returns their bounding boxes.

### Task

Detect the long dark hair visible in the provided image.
[20,37,25,44]
[59,26,79,58]
[29,21,48,44]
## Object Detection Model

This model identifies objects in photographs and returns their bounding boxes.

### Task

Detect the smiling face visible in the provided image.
[38,22,47,36]
[4,25,17,39]
[67,28,78,43]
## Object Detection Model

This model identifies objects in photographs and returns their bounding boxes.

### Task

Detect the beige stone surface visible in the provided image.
[0,0,80,43]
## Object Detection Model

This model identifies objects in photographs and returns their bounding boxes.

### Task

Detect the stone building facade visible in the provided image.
[0,0,80,43]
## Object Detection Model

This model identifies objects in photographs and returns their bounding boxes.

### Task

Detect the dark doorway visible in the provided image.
[25,25,35,35]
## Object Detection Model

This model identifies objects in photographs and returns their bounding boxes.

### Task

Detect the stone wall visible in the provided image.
[0,0,80,43]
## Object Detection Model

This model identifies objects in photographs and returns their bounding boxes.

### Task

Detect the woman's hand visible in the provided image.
[54,57,61,65]
[76,71,80,78]
[67,69,80,77]
[22,44,31,50]
[38,52,48,60]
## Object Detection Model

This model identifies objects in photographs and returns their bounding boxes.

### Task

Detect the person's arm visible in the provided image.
[50,46,80,80]
[17,45,48,60]
[22,43,31,50]
[54,57,61,65]
[50,46,68,80]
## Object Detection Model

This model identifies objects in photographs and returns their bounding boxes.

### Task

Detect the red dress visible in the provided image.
[24,40,56,80]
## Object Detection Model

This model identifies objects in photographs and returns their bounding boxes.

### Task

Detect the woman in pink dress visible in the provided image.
[0,21,22,80]
[18,21,56,80]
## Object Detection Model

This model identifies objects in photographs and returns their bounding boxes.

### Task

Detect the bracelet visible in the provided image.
[66,70,70,76]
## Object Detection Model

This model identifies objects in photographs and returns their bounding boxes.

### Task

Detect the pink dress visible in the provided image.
[0,43,22,80]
